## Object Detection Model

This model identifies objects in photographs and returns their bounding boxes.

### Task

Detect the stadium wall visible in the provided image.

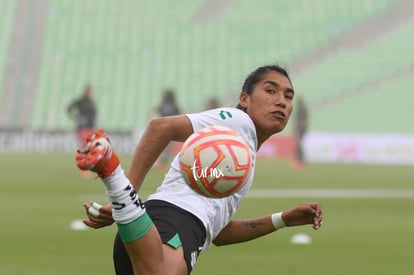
[0,129,138,154]
[1,130,413,165]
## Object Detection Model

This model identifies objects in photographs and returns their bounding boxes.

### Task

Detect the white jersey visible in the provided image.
[147,107,258,252]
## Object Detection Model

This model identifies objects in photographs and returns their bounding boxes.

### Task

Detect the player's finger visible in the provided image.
[313,212,323,230]
[83,214,114,227]
[88,207,100,218]
[313,219,323,230]
[96,204,114,219]
[83,219,105,229]
[97,212,113,220]
[85,201,101,218]
[83,202,99,218]
[83,202,90,211]
[90,201,102,210]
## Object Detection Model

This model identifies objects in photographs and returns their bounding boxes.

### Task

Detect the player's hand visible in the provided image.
[282,202,323,230]
[82,201,114,229]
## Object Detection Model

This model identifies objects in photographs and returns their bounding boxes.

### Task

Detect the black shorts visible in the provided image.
[113,200,206,275]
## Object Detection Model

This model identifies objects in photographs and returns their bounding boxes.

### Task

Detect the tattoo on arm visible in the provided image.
[242,221,266,229]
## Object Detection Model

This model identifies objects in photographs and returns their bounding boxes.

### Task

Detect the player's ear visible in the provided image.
[239,91,249,109]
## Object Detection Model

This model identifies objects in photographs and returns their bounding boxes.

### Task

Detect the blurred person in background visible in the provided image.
[67,83,97,145]
[67,83,97,178]
[205,97,221,110]
[148,88,182,172]
[291,95,309,169]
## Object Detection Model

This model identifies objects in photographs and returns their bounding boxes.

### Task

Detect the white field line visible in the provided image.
[246,189,414,198]
[79,189,414,201]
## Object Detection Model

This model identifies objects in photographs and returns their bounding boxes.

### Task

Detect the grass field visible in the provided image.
[1,154,413,275]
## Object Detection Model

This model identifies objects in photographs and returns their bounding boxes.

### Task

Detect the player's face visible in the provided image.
[239,71,294,144]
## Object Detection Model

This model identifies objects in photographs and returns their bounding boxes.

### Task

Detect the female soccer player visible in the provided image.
[76,64,324,275]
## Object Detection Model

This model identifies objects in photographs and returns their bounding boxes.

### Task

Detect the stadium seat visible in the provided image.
[18,0,413,133]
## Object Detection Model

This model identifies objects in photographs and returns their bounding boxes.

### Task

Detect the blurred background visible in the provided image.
[0,0,413,164]
[1,1,414,274]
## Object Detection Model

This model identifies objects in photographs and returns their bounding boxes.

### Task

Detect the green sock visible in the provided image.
[117,212,153,242]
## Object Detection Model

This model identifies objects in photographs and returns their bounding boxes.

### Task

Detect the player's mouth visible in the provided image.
[271,111,286,119]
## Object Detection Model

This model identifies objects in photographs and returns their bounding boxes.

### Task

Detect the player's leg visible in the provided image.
[124,227,166,274]
[147,200,206,274]
[113,232,186,275]
[113,233,133,274]
[162,245,187,274]
[113,200,206,275]
[76,129,166,275]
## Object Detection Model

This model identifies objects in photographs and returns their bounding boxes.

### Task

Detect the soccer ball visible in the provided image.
[179,125,252,198]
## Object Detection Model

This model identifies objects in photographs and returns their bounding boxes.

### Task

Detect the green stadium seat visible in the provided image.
[0,0,17,99]
[23,0,414,134]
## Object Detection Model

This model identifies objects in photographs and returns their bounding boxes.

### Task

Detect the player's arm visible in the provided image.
[127,114,194,191]
[67,100,77,118]
[213,215,276,246]
[213,202,323,246]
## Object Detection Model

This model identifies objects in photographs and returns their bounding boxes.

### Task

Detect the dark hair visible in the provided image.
[237,65,292,111]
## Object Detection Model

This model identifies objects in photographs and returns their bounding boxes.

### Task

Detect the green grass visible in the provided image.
[1,154,413,274]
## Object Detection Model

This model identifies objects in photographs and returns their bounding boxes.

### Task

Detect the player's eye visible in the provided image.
[285,94,294,100]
